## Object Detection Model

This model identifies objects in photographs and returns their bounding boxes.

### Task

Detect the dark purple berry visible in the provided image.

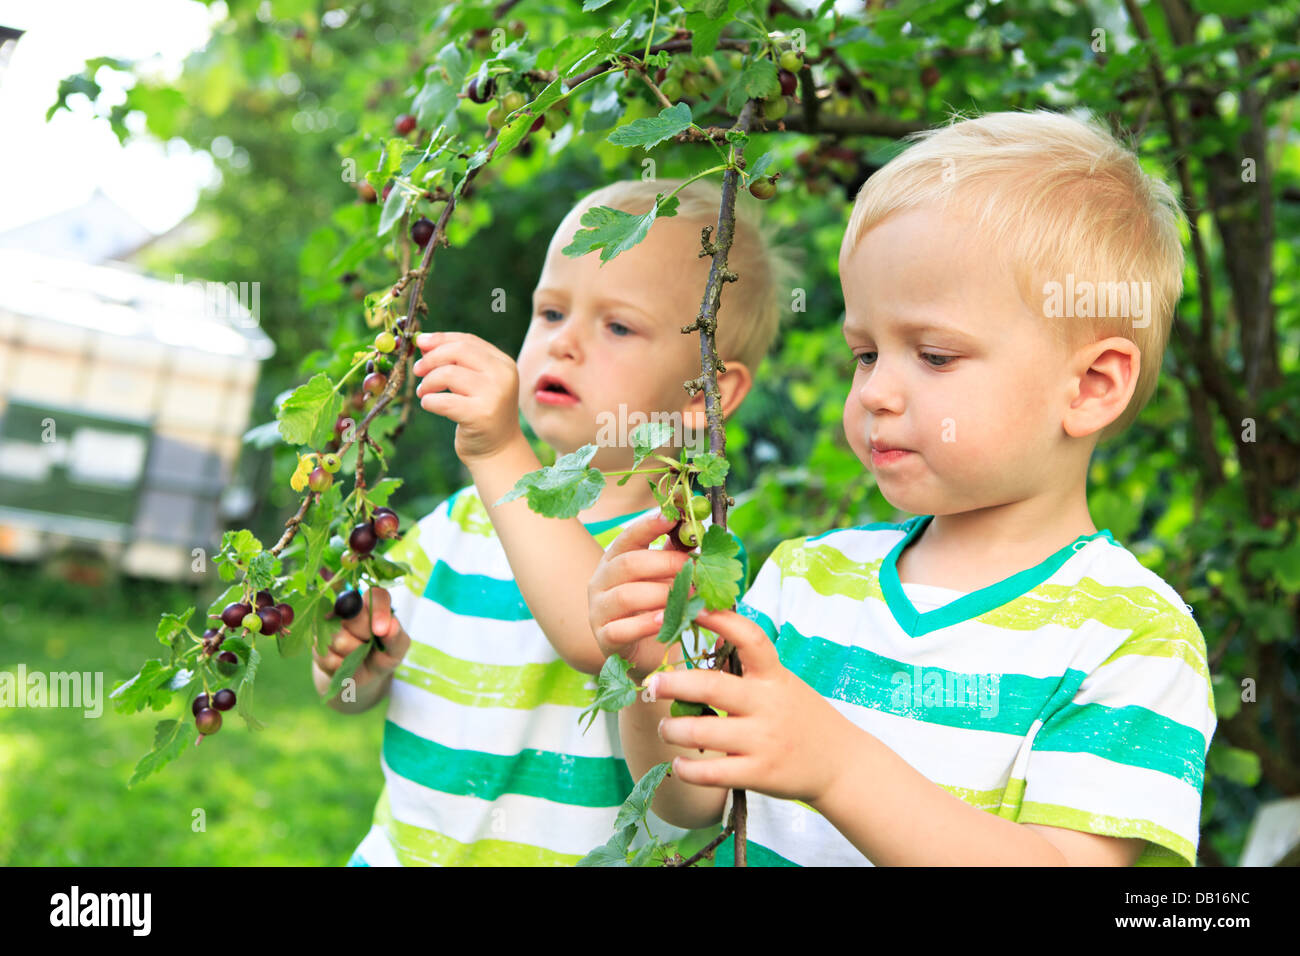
[276,602,295,627]
[255,589,274,608]
[373,509,400,539]
[334,589,364,620]
[195,708,222,735]
[257,606,282,636]
[192,693,210,716]
[411,217,435,248]
[213,689,237,711]
[221,602,252,629]
[350,523,378,555]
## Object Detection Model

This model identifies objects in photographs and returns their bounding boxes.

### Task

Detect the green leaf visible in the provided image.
[726,58,779,114]
[576,824,637,866]
[578,655,641,732]
[560,195,680,264]
[628,837,665,866]
[614,761,673,832]
[246,551,281,592]
[607,102,693,150]
[496,444,605,518]
[413,42,468,133]
[670,699,711,717]
[322,639,371,704]
[630,422,677,466]
[366,477,403,509]
[691,452,729,487]
[242,420,282,448]
[366,554,413,583]
[277,373,344,449]
[649,479,680,521]
[156,607,194,648]
[378,182,413,237]
[693,526,743,610]
[127,719,197,789]
[746,150,775,183]
[109,660,181,715]
[656,559,698,644]
[300,485,340,585]
[1208,742,1261,787]
[238,645,265,730]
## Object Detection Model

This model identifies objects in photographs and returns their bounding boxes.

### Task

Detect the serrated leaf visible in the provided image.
[378,182,413,237]
[630,422,676,466]
[322,639,371,704]
[277,373,344,449]
[238,645,265,730]
[578,655,640,732]
[746,150,775,183]
[607,102,693,150]
[727,58,779,114]
[127,719,196,789]
[366,477,403,509]
[496,444,605,518]
[165,668,195,692]
[650,480,679,521]
[693,525,742,609]
[629,837,665,866]
[156,607,194,648]
[690,452,729,487]
[656,560,698,644]
[109,660,180,715]
[560,195,680,264]
[576,824,637,866]
[614,761,673,831]
[246,551,281,592]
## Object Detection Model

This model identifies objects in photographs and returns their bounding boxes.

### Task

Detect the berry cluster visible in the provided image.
[199,590,296,735]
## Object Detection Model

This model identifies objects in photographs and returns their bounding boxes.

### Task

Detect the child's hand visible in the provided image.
[645,607,856,807]
[413,331,522,464]
[312,586,411,693]
[588,512,695,683]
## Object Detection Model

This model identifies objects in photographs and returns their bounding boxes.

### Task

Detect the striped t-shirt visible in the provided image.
[347,485,743,866]
[712,515,1216,867]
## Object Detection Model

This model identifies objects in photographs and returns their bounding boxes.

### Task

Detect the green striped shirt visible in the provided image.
[712,516,1215,867]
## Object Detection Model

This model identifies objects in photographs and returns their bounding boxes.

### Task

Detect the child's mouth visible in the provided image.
[535,378,579,405]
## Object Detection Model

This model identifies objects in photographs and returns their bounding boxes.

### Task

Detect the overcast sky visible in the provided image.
[0,0,216,235]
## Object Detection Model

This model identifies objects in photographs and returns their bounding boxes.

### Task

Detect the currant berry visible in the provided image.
[394,113,417,135]
[749,177,777,200]
[192,693,210,716]
[376,355,394,374]
[257,606,282,636]
[203,627,220,641]
[375,331,396,353]
[660,77,682,100]
[543,109,566,131]
[761,95,788,121]
[216,651,240,676]
[309,466,332,492]
[334,589,364,620]
[467,75,496,104]
[779,51,804,73]
[486,105,507,129]
[411,217,435,248]
[221,602,252,629]
[275,603,295,627]
[195,708,222,735]
[350,522,378,555]
[373,508,400,539]
[341,550,360,570]
[778,69,797,96]
[254,590,274,608]
[690,496,711,520]
[213,689,237,711]
[320,453,342,474]
[529,114,544,133]
[356,183,377,203]
[503,90,526,112]
[363,372,388,395]
[677,525,700,548]
[242,612,263,633]
[393,316,408,333]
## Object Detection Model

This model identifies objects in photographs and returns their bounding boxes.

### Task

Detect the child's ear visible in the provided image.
[1062,337,1140,438]
[682,360,753,430]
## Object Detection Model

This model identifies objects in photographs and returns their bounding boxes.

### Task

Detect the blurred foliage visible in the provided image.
[45,0,1300,865]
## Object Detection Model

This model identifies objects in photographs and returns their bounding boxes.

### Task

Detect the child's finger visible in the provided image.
[595,608,667,651]
[363,587,393,639]
[416,364,478,398]
[603,511,677,561]
[692,609,779,679]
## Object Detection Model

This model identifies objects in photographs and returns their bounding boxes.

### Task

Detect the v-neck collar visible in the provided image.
[879,515,1117,637]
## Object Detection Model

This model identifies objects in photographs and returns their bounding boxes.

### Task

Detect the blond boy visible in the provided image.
[588,110,1217,867]
[312,177,789,865]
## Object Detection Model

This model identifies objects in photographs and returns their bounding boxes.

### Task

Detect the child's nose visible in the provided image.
[856,361,903,414]
[547,319,582,360]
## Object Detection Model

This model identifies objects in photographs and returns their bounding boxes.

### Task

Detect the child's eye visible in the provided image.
[922,352,954,368]
[854,351,876,368]
[539,308,564,323]
[608,321,632,337]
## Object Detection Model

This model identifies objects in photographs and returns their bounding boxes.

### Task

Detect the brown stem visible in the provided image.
[664,823,735,867]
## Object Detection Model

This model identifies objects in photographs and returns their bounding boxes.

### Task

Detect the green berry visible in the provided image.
[762,95,789,121]
[321,453,342,474]
[375,331,396,353]
[308,467,332,493]
[690,496,711,520]
[543,109,566,131]
[749,177,776,200]
[341,550,360,569]
[487,105,506,129]
[242,612,262,633]
[660,77,682,100]
[677,525,699,549]
[503,90,526,112]
[779,51,804,73]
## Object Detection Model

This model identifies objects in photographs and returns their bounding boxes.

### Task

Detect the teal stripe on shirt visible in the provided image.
[714,833,799,867]
[383,721,636,807]
[423,559,531,621]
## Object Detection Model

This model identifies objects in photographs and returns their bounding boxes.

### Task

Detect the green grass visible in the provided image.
[0,565,387,866]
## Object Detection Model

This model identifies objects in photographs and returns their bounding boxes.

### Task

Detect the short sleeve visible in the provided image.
[1016,609,1217,866]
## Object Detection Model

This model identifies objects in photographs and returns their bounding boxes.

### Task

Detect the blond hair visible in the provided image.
[840,109,1187,442]
[566,177,796,375]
